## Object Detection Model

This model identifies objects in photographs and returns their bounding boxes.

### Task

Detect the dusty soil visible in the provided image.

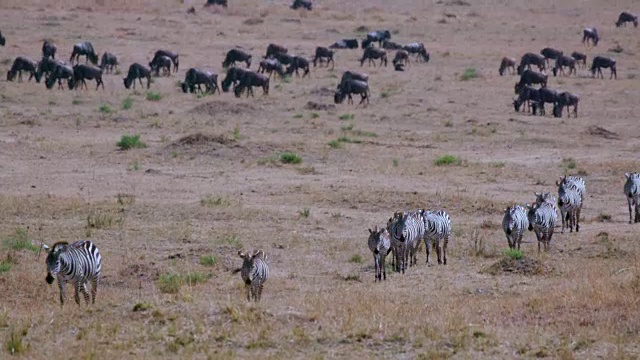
[1,0,639,359]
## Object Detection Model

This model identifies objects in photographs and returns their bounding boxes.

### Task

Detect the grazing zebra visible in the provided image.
[387,211,424,274]
[557,182,582,233]
[526,202,558,252]
[502,205,529,250]
[367,226,392,281]
[237,250,269,302]
[418,209,452,265]
[624,172,640,224]
[43,240,102,306]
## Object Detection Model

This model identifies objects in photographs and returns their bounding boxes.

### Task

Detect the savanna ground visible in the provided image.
[0,0,639,358]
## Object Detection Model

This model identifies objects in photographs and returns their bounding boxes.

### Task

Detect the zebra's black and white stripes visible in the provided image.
[238,250,269,302]
[502,205,529,250]
[418,209,452,265]
[44,240,102,306]
[557,180,583,233]
[624,172,640,224]
[367,226,392,281]
[526,202,557,252]
[387,211,424,274]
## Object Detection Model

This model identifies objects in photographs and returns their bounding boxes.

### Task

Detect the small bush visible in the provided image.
[460,68,479,81]
[328,140,342,149]
[349,254,363,263]
[122,97,134,110]
[339,114,354,121]
[158,273,183,294]
[146,91,162,101]
[503,248,524,260]
[3,228,38,253]
[280,152,302,164]
[6,326,28,354]
[98,104,113,114]
[0,261,11,273]
[117,134,147,150]
[310,112,320,119]
[132,302,152,312]
[200,255,217,267]
[562,158,576,170]
[232,126,241,141]
[299,208,310,218]
[434,154,461,166]
[200,195,231,207]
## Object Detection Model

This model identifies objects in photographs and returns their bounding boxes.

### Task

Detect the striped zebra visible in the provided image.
[526,202,558,252]
[418,209,452,265]
[556,175,586,201]
[387,211,424,274]
[624,172,640,223]
[43,240,102,306]
[367,226,392,281]
[502,205,529,250]
[557,180,583,233]
[535,191,558,207]
[237,250,269,302]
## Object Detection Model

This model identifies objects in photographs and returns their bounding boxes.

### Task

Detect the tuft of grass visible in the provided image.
[434,154,462,166]
[2,228,38,253]
[380,91,390,98]
[157,273,183,294]
[491,161,505,168]
[117,134,147,150]
[392,159,399,167]
[72,98,82,105]
[299,208,310,218]
[128,161,141,171]
[310,112,320,119]
[280,152,302,164]
[146,91,162,101]
[338,113,354,121]
[443,120,453,127]
[337,136,362,144]
[200,255,217,267]
[562,158,576,170]
[503,248,524,260]
[257,155,279,166]
[328,140,342,149]
[349,254,363,263]
[98,104,113,114]
[132,302,152,312]
[122,97,134,110]
[184,272,211,285]
[86,211,115,230]
[0,261,11,273]
[200,195,231,207]
[293,113,303,119]
[6,326,29,354]
[460,67,479,81]
[232,126,241,141]
[341,123,355,131]
[218,235,242,249]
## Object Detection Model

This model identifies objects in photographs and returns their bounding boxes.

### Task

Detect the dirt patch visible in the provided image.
[189,100,256,117]
[304,101,336,111]
[174,133,232,147]
[482,257,552,276]
[586,126,619,140]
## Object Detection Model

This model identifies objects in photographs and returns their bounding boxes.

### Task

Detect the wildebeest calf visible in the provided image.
[233,71,270,97]
[7,56,39,82]
[329,39,358,49]
[591,56,616,79]
[123,63,152,89]
[70,41,99,65]
[313,47,335,68]
[100,52,118,74]
[42,40,57,59]
[382,40,403,50]
[616,11,638,27]
[69,64,104,90]
[335,79,370,105]
[223,48,252,68]
[360,47,387,67]
[499,57,516,76]
[582,28,599,46]
[181,68,219,94]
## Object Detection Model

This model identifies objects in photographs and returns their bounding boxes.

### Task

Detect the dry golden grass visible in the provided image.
[1,0,640,358]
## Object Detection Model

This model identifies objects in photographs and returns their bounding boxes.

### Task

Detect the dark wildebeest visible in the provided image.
[591,56,617,79]
[151,50,179,72]
[6,57,39,82]
[531,87,559,116]
[499,57,516,76]
[403,43,430,62]
[123,63,151,89]
[313,47,335,68]
[517,53,545,75]
[69,64,104,90]
[221,66,250,92]
[571,51,587,68]
[222,49,252,68]
[233,71,270,97]
[100,52,118,74]
[540,47,563,67]
[513,85,540,113]
[36,57,62,81]
[616,11,638,27]
[552,55,577,77]
[291,0,312,10]
[149,55,172,77]
[339,71,368,89]
[329,39,358,49]
[264,44,287,59]
[514,69,548,94]
[0,31,5,46]
[392,50,409,67]
[360,47,387,67]
[394,63,405,71]
[45,63,73,90]
[181,68,219,94]
[553,92,579,118]
[258,58,286,79]
[70,41,99,65]
[335,79,370,105]
[270,51,294,67]
[582,28,599,46]
[365,30,392,48]
[382,40,403,50]
[205,0,227,7]
[42,40,57,59]
[286,56,310,78]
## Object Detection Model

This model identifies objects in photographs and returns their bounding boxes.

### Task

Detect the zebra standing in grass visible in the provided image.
[367,226,392,281]
[43,240,102,306]
[387,211,424,274]
[556,177,584,233]
[237,250,269,302]
[418,209,452,265]
[526,202,558,252]
[502,205,529,250]
[624,172,640,223]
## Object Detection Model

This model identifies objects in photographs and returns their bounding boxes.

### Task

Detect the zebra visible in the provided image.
[418,209,452,265]
[387,211,424,274]
[502,205,529,250]
[367,226,392,281]
[526,202,558,252]
[43,240,102,306]
[237,250,269,302]
[556,175,586,201]
[557,182,582,233]
[624,172,640,224]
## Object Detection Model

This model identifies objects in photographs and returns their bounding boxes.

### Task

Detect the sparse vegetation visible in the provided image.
[2,228,38,253]
[503,248,524,260]
[562,157,577,170]
[200,255,217,266]
[122,96,134,110]
[349,254,363,263]
[200,195,231,207]
[460,67,479,81]
[0,261,11,273]
[98,104,113,114]
[434,154,462,166]
[299,208,310,218]
[6,326,28,354]
[339,113,354,121]
[146,91,162,101]
[117,134,147,150]
[280,152,302,164]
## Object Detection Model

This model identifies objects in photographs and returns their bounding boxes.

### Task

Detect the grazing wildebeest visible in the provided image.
[382,40,403,50]
[69,64,104,90]
[532,87,560,116]
[339,71,368,90]
[258,58,285,79]
[394,63,405,71]
[591,56,617,79]
[221,66,250,92]
[571,51,587,68]
[233,71,270,97]
[36,57,62,80]
[403,43,430,62]
[329,39,358,49]
[286,56,310,78]
[553,92,579,118]
[552,55,577,77]
[582,28,599,46]
[360,38,375,49]
[616,11,638,27]
[70,41,99,65]
[264,44,287,59]
[540,47,563,67]
[335,79,370,105]
[517,52,545,74]
[513,85,540,113]
[42,40,57,59]
[151,50,179,72]
[181,68,219,94]
[0,31,5,46]
[499,57,516,76]
[312,47,335,68]
[123,63,151,89]
[514,69,548,94]
[6,56,39,82]
[149,55,172,77]
[100,52,118,74]
[392,50,409,67]
[291,0,312,10]
[365,30,392,48]
[222,49,252,68]
[45,63,73,90]
[360,47,387,67]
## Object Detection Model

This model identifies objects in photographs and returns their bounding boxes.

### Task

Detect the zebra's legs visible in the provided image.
[80,283,91,305]
[57,280,66,306]
[425,238,431,264]
[435,239,442,265]
[634,199,640,223]
[628,198,634,224]
[381,252,387,281]
[246,286,251,302]
[91,278,98,304]
[560,209,567,233]
[73,283,82,305]
[443,238,448,265]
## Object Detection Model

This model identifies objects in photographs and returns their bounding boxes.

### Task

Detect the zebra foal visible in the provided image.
[367,226,391,281]
[502,205,528,250]
[237,250,269,302]
[43,240,102,306]
[624,172,640,223]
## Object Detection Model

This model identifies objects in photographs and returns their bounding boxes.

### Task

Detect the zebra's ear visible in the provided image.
[238,250,245,258]
[368,228,373,234]
[625,172,630,178]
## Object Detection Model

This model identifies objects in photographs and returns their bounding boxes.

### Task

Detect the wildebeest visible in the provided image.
[365,30,392,48]
[517,53,545,74]
[45,63,73,90]
[339,71,369,90]
[0,31,5,46]
[392,50,409,67]
[616,11,638,27]
[531,87,559,116]
[70,41,99,65]
[258,58,285,79]
[382,40,403,50]
[291,0,312,10]
[335,79,370,105]
[552,55,576,77]
[36,57,62,80]
[286,56,310,78]
[151,50,179,72]
[360,47,387,67]
[514,69,548,94]
[123,63,151,89]
[149,55,172,77]
[403,43,430,62]
[329,39,358,49]
[394,63,405,71]
[42,40,57,59]
[181,68,219,94]
[513,85,540,113]
[221,66,250,92]
[499,57,516,76]
[571,51,587,68]
[205,0,227,6]
[540,47,563,67]
[69,64,104,90]
[100,52,118,74]
[223,49,252,68]
[312,47,335,68]
[233,71,270,97]
[264,44,287,59]
[582,28,599,46]
[591,56,617,79]
[553,92,579,118]
[6,56,39,82]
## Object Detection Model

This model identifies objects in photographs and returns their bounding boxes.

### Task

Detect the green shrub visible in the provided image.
[460,68,479,81]
[122,97,134,110]
[434,154,461,166]
[117,134,147,150]
[503,248,524,260]
[98,104,113,114]
[157,273,183,294]
[146,91,162,101]
[280,152,302,164]
[2,228,38,253]
[200,255,217,267]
